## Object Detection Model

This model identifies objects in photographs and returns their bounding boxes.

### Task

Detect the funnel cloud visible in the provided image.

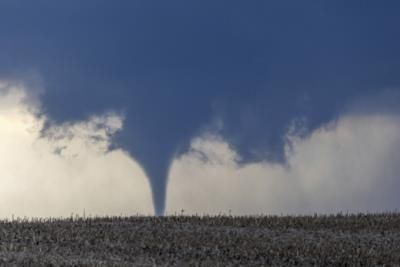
[0,1,400,215]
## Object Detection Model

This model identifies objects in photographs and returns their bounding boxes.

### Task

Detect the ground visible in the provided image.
[0,213,399,266]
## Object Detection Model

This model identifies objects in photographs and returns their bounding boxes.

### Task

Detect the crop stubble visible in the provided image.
[0,213,399,266]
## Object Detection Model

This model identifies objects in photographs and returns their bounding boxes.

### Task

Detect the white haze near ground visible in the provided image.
[168,106,400,215]
[0,81,153,218]
[1,80,400,217]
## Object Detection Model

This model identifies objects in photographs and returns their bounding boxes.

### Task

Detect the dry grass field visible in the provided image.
[0,213,399,266]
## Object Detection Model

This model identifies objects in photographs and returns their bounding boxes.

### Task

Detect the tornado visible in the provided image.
[1,1,397,216]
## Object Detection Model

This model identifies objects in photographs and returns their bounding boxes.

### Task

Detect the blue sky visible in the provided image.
[0,1,399,215]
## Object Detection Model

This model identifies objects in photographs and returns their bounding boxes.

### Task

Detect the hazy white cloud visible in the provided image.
[2,80,400,218]
[0,81,153,218]
[167,112,400,215]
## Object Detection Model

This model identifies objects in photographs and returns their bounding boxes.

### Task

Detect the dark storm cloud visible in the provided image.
[0,1,399,214]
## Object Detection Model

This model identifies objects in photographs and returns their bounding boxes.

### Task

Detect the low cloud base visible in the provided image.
[168,111,400,215]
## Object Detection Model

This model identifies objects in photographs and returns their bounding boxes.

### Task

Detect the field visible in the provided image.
[0,213,399,266]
